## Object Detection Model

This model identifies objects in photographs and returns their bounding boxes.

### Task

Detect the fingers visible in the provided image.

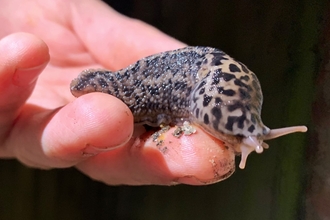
[2,93,134,168]
[0,32,49,140]
[76,125,235,186]
[42,93,133,161]
[70,0,186,69]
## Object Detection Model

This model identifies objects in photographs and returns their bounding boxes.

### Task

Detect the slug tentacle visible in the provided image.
[237,125,308,169]
[263,126,308,140]
[70,46,308,171]
[239,136,262,169]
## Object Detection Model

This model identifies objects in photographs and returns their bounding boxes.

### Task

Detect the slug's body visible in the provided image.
[70,46,307,169]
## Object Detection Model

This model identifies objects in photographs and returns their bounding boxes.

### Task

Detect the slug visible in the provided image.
[70,46,307,169]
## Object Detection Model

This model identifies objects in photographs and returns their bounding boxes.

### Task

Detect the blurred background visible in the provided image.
[0,0,329,219]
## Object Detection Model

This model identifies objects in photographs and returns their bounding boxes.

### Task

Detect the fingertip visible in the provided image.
[42,93,133,163]
[0,32,49,87]
[0,32,50,69]
[143,126,236,185]
[73,93,134,149]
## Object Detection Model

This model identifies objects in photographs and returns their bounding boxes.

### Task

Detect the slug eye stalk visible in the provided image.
[238,126,308,169]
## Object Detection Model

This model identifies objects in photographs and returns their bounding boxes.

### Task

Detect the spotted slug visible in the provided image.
[70,46,307,169]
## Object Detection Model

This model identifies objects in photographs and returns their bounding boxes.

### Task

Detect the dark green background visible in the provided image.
[1,0,329,219]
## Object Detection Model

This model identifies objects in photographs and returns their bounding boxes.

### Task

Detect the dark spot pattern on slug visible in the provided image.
[147,85,160,95]
[210,53,228,66]
[203,94,213,107]
[70,46,266,138]
[211,69,221,85]
[130,62,140,73]
[239,62,249,73]
[221,72,236,81]
[227,102,244,112]
[225,115,246,131]
[133,79,142,87]
[229,64,241,72]
[211,107,222,132]
[237,115,246,129]
[239,88,251,100]
[214,97,222,105]
[204,114,210,124]
[217,87,236,96]
[195,108,200,118]
[225,117,235,131]
[248,125,255,133]
[123,86,134,97]
[174,81,187,90]
[240,75,250,81]
[97,77,107,87]
[211,107,222,121]
[234,79,249,89]
[115,72,123,81]
[196,80,207,90]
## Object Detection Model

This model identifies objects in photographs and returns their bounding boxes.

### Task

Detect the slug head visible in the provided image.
[189,50,308,169]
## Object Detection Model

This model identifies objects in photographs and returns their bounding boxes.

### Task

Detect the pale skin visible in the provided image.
[0,0,235,185]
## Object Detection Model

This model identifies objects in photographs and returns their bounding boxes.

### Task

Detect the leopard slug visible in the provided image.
[70,46,307,169]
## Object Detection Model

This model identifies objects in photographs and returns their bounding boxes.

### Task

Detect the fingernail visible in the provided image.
[13,63,47,86]
[81,143,124,156]
[175,176,205,185]
[82,145,112,156]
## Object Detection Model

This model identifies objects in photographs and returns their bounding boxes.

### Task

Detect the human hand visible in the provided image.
[0,0,235,185]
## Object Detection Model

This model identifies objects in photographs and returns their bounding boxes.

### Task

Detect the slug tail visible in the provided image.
[263,126,308,140]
